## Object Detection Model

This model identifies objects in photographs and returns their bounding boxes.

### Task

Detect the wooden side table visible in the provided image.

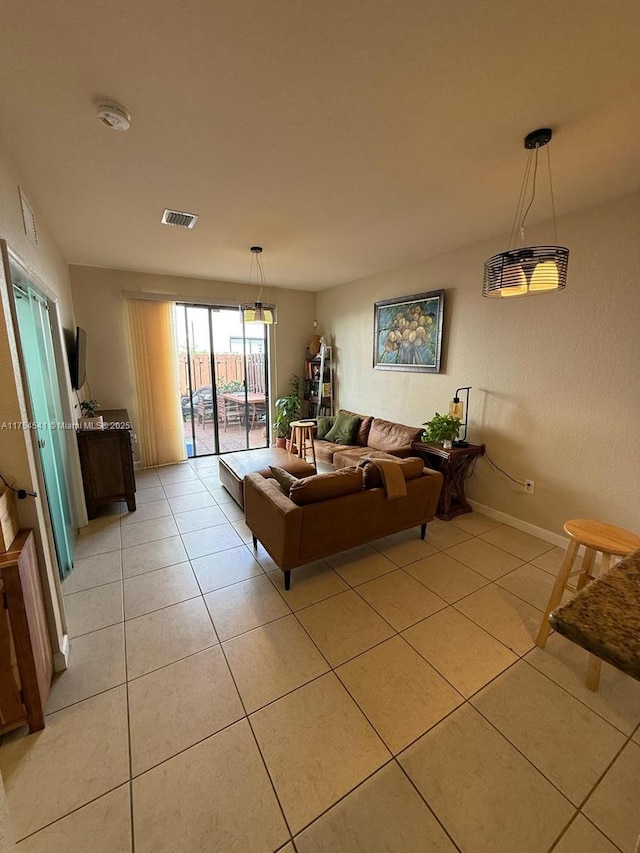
[410,441,485,520]
[290,420,317,469]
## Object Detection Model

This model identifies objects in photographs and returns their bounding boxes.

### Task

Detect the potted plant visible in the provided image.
[79,399,103,429]
[274,374,303,449]
[421,412,461,450]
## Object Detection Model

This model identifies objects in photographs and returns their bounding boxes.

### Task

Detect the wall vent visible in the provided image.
[161,209,198,229]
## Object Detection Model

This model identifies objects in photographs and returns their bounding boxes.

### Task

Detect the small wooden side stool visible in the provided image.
[536,519,640,690]
[289,420,317,469]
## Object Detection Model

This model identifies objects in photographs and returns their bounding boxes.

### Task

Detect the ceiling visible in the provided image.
[1,0,639,291]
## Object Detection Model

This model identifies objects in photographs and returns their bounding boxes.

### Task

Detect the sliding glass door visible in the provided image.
[176,304,269,457]
[13,281,75,579]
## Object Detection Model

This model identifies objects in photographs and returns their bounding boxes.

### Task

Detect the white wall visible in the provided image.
[317,191,640,537]
[68,265,317,450]
[0,133,80,664]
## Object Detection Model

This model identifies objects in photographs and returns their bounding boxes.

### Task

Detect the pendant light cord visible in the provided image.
[508,149,534,249]
[508,139,560,249]
[546,144,559,244]
[519,145,540,235]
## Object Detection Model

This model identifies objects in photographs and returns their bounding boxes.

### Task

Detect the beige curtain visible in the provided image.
[126,299,186,467]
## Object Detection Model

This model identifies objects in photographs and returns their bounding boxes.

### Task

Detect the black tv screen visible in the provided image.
[70,326,87,390]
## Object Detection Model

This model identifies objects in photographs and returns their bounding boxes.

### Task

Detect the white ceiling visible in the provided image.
[1,0,639,290]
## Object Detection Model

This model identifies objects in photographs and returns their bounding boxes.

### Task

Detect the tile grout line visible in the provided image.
[52,467,637,850]
[119,508,137,853]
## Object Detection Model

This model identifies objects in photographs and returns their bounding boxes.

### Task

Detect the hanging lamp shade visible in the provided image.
[483,128,568,298]
[241,301,277,324]
[241,246,278,324]
[483,246,569,298]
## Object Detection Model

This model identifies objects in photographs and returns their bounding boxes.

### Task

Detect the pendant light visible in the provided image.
[241,246,277,324]
[483,128,568,298]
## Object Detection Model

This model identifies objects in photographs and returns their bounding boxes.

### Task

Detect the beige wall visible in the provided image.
[0,133,81,663]
[68,265,317,448]
[317,191,640,537]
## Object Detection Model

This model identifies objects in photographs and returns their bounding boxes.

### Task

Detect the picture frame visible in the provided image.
[373,289,444,373]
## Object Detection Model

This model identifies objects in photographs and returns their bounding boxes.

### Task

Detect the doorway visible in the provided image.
[11,275,76,579]
[176,304,269,457]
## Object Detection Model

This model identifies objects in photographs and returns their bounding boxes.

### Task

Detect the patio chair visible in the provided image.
[217,396,243,432]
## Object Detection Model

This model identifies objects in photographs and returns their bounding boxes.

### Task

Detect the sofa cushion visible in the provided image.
[332,447,373,468]
[339,410,373,446]
[367,418,422,454]
[325,411,361,445]
[289,467,364,506]
[315,416,335,440]
[359,455,424,489]
[269,465,298,495]
[359,461,383,489]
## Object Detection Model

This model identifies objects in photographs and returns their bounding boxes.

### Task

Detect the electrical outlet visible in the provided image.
[524,479,535,494]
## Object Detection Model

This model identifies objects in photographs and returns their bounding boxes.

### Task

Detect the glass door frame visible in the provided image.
[177,302,270,457]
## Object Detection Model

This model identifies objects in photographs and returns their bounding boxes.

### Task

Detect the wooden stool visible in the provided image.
[289,420,317,469]
[536,519,640,690]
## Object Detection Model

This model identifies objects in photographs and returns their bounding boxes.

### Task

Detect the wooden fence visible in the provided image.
[179,352,265,395]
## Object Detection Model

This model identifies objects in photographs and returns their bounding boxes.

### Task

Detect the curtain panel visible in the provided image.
[126,298,186,467]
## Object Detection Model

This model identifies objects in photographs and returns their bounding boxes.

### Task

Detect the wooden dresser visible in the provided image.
[0,530,52,733]
[77,408,136,519]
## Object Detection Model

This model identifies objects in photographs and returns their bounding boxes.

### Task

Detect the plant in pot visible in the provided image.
[79,399,103,429]
[273,374,303,449]
[421,412,461,450]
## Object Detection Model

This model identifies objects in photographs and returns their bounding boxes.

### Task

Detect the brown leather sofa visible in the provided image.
[313,409,423,468]
[244,457,443,589]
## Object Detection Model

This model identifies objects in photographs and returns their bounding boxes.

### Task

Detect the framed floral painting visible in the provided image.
[373,289,444,372]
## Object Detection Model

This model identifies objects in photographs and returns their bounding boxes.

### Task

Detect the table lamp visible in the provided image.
[450,386,471,447]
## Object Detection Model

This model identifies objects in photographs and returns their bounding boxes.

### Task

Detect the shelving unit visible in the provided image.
[304,344,333,418]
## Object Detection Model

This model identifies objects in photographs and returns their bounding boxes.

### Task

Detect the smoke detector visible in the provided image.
[97,102,131,131]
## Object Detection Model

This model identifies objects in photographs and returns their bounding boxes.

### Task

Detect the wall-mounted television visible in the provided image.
[69,326,87,390]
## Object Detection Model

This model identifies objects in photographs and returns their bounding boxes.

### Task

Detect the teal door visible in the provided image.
[13,282,75,579]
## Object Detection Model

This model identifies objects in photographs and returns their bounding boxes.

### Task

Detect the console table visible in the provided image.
[410,441,485,520]
[77,409,136,518]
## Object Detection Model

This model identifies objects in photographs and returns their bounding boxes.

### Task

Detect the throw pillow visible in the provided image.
[289,467,364,506]
[269,466,298,495]
[358,460,383,489]
[324,411,361,446]
[315,416,335,440]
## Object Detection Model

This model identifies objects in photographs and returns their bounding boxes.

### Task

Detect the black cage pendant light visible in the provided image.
[241,246,277,324]
[483,128,568,298]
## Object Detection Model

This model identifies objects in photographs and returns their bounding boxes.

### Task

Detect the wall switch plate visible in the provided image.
[524,479,535,494]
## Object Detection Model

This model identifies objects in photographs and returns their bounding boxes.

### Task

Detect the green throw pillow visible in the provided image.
[324,412,361,446]
[315,416,335,440]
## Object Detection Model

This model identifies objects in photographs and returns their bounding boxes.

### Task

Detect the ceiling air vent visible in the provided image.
[161,209,199,229]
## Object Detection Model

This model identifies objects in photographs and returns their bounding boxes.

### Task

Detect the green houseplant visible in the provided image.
[80,399,100,417]
[274,374,304,447]
[421,412,461,449]
[79,398,102,429]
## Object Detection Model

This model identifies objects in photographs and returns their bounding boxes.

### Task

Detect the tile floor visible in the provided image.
[1,457,639,852]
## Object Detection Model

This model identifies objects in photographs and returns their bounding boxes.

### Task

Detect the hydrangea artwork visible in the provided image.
[373,289,444,373]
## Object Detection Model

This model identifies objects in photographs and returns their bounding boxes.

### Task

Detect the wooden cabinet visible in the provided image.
[304,345,334,418]
[77,408,136,519]
[0,530,53,734]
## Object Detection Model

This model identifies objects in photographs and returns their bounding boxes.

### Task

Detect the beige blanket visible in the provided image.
[371,459,407,499]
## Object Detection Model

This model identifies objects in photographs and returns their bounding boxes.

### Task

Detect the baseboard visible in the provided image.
[467,499,569,549]
[53,633,70,672]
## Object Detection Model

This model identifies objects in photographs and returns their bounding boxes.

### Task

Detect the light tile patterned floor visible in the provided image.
[2,457,640,852]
